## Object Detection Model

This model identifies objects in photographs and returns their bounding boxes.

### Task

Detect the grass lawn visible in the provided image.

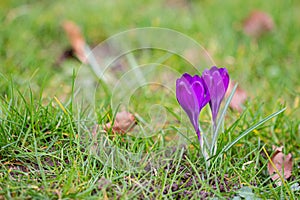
[0,0,299,199]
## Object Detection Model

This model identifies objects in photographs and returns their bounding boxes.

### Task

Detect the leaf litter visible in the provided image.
[267,145,293,186]
[103,111,137,134]
[226,80,248,112]
[243,10,274,38]
[62,20,87,63]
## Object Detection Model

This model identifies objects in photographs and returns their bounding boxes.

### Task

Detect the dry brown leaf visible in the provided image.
[267,145,293,186]
[104,111,136,134]
[62,20,87,63]
[243,10,274,38]
[226,80,247,112]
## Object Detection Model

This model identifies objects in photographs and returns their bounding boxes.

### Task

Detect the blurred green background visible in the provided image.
[1,0,299,112]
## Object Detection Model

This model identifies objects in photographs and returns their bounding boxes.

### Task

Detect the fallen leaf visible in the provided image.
[226,80,248,112]
[267,145,293,186]
[104,111,136,134]
[62,20,87,63]
[243,10,274,38]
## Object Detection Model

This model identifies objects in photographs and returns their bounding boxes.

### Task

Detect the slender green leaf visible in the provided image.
[220,108,286,154]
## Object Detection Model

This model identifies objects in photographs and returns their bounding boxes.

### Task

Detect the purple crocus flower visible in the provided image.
[176,73,210,141]
[202,66,230,124]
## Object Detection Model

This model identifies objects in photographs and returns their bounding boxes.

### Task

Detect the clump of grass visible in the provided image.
[0,83,299,199]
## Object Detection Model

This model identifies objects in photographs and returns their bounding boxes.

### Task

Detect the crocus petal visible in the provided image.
[218,68,230,90]
[182,73,193,84]
[176,76,200,135]
[193,76,211,113]
[202,66,230,122]
[176,73,210,141]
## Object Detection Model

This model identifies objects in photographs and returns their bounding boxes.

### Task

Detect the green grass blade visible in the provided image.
[220,107,286,154]
[210,83,238,155]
